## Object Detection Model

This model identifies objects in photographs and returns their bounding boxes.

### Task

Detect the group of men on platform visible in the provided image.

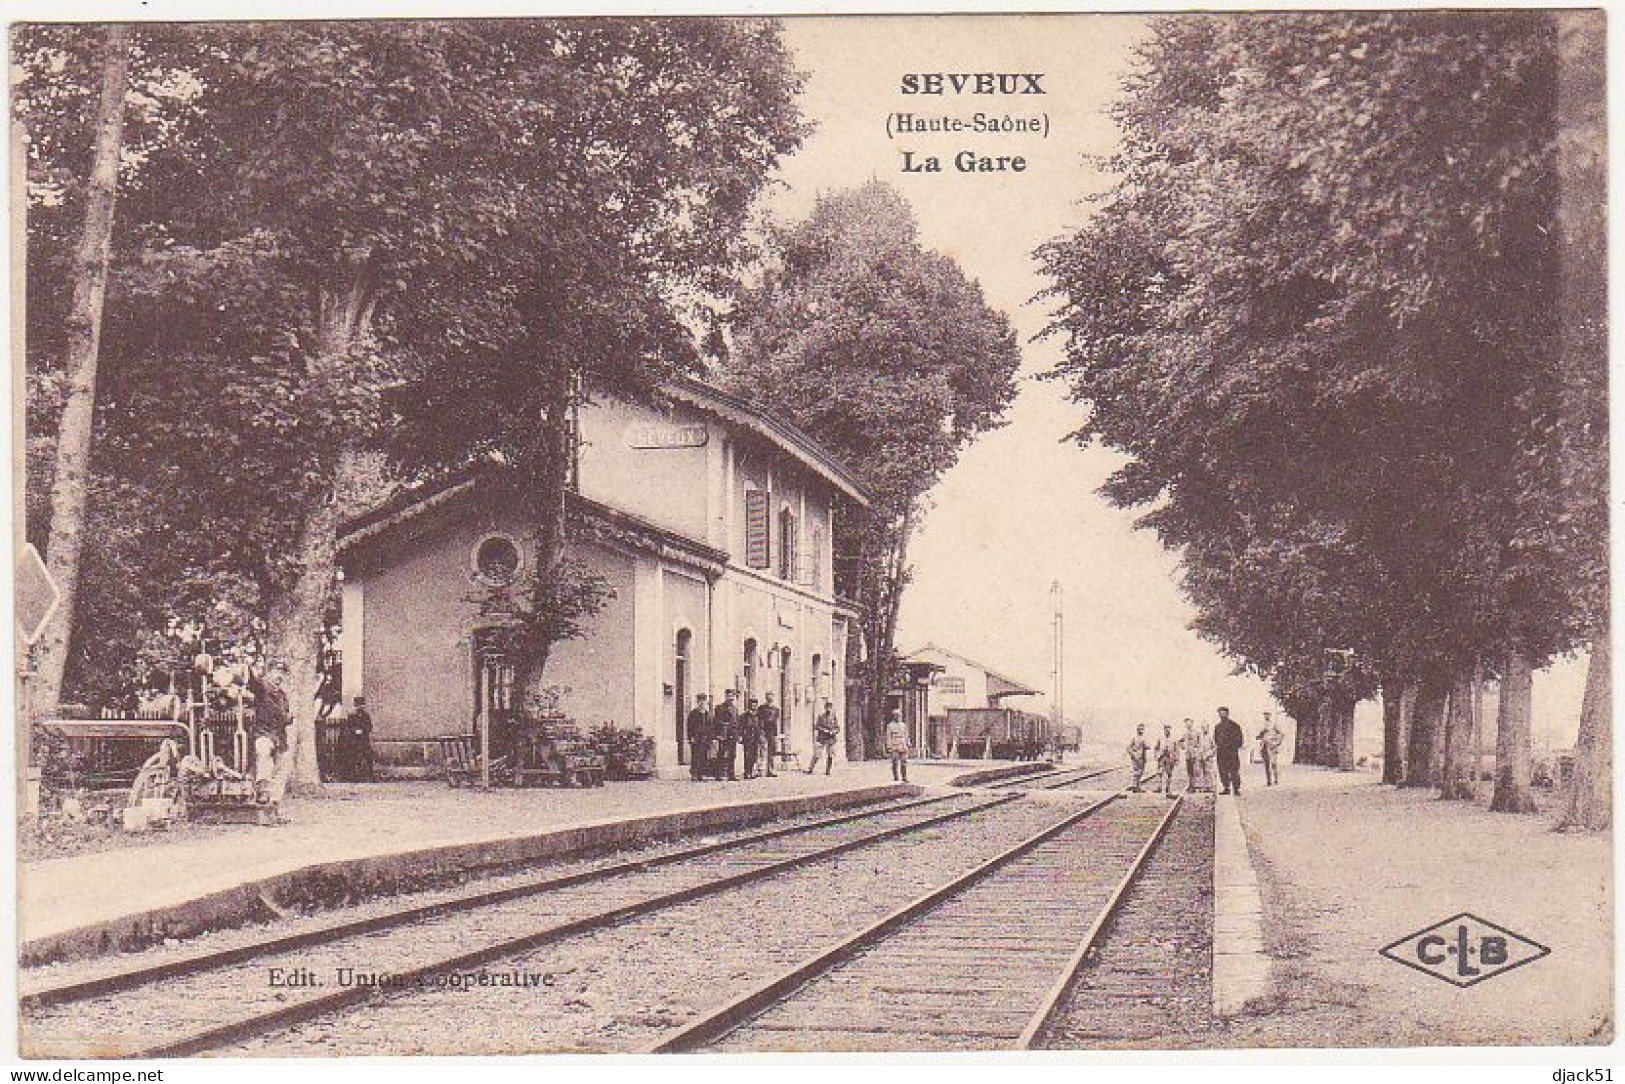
[684,690,843,780]
[1125,707,1285,797]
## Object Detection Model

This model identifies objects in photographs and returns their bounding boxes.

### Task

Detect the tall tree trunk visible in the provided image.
[264,481,345,788]
[1490,648,1538,813]
[522,363,575,693]
[863,499,914,758]
[263,270,376,790]
[1559,630,1612,830]
[1438,668,1479,800]
[1381,682,1411,784]
[1328,697,1356,770]
[1290,700,1319,764]
[33,25,130,714]
[1403,678,1446,788]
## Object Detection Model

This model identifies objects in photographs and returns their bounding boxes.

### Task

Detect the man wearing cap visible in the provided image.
[1214,706,1246,795]
[757,693,781,777]
[809,700,840,775]
[712,690,740,781]
[686,695,712,781]
[1257,712,1284,787]
[884,708,910,783]
[345,695,374,782]
[1126,724,1150,792]
[1153,722,1181,797]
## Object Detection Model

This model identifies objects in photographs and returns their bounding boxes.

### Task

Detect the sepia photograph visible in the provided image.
[5,4,1613,1063]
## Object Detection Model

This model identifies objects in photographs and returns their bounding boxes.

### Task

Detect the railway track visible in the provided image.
[648,792,1182,1053]
[978,764,1124,790]
[21,789,1016,1058]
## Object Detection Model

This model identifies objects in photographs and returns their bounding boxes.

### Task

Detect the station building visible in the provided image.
[337,378,870,776]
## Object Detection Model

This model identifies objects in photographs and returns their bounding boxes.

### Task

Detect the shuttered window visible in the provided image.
[745,489,770,569]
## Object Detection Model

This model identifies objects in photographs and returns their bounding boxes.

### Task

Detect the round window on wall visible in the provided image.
[474,535,522,586]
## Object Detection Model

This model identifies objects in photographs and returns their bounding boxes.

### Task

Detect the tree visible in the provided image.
[389,19,807,704]
[1551,12,1610,828]
[724,182,1021,757]
[28,24,130,717]
[1039,13,1595,807]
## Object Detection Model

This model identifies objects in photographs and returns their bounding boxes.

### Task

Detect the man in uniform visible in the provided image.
[740,697,762,779]
[1214,706,1246,795]
[686,694,712,781]
[884,708,910,782]
[712,690,740,781]
[1153,722,1181,798]
[1257,712,1284,786]
[757,693,781,777]
[1126,724,1150,792]
[346,695,374,782]
[809,699,839,775]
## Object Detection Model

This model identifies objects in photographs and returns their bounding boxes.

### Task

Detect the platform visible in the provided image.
[20,760,988,966]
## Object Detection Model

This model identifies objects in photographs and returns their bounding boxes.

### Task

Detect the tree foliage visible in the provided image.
[1040,12,1604,808]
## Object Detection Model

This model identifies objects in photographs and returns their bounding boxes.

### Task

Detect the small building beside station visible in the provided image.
[337,378,870,777]
[899,644,1050,757]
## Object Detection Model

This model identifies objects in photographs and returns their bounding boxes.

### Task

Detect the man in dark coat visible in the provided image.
[712,690,740,781]
[346,696,375,782]
[1214,706,1246,796]
[757,693,781,777]
[740,698,762,779]
[686,695,712,781]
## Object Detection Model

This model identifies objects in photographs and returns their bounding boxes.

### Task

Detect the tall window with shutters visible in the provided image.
[778,507,797,581]
[810,527,824,591]
[744,488,770,569]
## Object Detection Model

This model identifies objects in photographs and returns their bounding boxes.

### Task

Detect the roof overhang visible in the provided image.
[663,377,872,507]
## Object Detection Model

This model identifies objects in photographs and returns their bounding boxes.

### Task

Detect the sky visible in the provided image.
[761,15,1589,745]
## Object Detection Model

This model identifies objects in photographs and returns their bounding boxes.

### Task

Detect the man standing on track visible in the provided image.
[1257,712,1284,786]
[1182,718,1204,794]
[1153,722,1181,797]
[1126,724,1150,792]
[687,694,712,781]
[1214,706,1246,795]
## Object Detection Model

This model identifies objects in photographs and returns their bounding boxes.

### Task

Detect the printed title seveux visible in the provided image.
[897,72,1046,175]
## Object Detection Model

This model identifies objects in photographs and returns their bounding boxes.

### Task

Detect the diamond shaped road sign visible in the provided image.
[1380,912,1550,988]
[16,543,61,647]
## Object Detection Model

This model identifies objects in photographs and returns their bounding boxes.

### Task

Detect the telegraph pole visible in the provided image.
[1050,580,1064,760]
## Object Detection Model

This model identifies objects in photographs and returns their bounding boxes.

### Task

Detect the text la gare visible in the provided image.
[902,149,1026,174]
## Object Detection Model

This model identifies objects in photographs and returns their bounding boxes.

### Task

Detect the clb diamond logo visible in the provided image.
[1380,913,1549,988]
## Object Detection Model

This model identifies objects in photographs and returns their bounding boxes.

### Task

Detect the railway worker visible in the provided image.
[1198,721,1218,793]
[712,690,740,781]
[1257,712,1284,786]
[757,693,781,777]
[1182,718,1204,793]
[1153,723,1180,797]
[884,708,910,782]
[1125,724,1150,791]
[809,700,840,775]
[686,695,712,781]
[740,697,763,779]
[345,696,375,782]
[1214,706,1246,795]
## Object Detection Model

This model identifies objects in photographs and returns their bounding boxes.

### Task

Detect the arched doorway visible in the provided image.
[674,628,692,765]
